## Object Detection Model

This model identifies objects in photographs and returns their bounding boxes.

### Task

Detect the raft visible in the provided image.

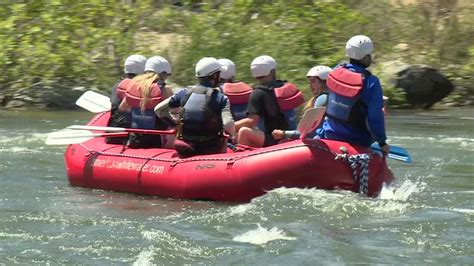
[64,112,394,202]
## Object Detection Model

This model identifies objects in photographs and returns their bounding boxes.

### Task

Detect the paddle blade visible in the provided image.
[45,130,97,145]
[297,107,326,140]
[370,143,412,163]
[76,91,111,113]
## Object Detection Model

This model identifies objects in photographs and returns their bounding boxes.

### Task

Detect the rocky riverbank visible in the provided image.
[1,62,472,111]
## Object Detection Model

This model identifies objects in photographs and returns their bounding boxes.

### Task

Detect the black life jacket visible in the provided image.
[177,85,223,142]
[325,65,370,129]
[253,83,289,133]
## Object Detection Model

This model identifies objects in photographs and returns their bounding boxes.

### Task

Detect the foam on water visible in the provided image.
[133,247,156,266]
[141,229,215,259]
[378,179,425,201]
[232,224,296,245]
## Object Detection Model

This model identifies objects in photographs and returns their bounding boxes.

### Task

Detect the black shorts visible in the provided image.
[263,133,278,147]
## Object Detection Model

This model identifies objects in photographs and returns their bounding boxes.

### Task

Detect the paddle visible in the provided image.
[297,107,326,140]
[46,126,176,145]
[371,143,412,163]
[46,130,128,145]
[67,125,176,135]
[75,90,111,113]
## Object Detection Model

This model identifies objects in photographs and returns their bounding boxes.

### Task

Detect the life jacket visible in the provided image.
[325,65,370,129]
[177,85,223,142]
[125,82,163,130]
[115,78,135,102]
[258,82,303,131]
[274,82,304,130]
[253,84,289,133]
[222,82,252,121]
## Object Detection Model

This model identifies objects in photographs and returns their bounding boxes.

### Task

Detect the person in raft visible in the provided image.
[154,57,235,157]
[217,58,253,122]
[272,65,333,140]
[106,54,147,144]
[318,35,390,154]
[118,56,174,148]
[235,55,293,147]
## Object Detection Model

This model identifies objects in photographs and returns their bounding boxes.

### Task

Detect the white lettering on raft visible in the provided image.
[92,159,164,174]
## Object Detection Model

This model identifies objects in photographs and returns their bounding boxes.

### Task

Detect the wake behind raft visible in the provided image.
[60,111,394,202]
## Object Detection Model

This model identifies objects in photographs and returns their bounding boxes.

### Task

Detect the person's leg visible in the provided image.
[237,127,265,147]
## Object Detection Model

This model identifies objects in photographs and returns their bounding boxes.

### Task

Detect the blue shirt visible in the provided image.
[321,63,386,146]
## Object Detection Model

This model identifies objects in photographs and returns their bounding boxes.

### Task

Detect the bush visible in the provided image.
[0,1,154,93]
[169,0,365,98]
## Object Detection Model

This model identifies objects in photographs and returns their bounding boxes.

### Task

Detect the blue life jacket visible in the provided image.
[178,85,223,142]
[325,65,370,129]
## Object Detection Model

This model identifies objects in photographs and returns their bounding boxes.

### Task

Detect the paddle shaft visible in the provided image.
[68,125,176,135]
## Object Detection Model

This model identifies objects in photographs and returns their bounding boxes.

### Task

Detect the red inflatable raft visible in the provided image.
[64,112,393,202]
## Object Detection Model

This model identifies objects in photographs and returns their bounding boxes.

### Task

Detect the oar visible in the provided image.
[297,107,326,140]
[371,143,412,163]
[67,125,176,135]
[75,90,111,113]
[46,130,128,145]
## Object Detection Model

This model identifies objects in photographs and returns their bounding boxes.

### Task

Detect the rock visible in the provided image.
[394,65,454,109]
[394,43,409,53]
[5,100,25,108]
[379,60,410,86]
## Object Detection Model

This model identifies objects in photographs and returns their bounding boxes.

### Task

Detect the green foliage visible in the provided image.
[170,0,364,97]
[1,0,473,107]
[0,1,154,92]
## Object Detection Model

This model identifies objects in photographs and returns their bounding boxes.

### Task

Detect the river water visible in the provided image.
[0,108,473,264]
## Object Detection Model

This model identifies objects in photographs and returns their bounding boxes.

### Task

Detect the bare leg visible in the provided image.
[237,127,265,147]
[163,135,175,149]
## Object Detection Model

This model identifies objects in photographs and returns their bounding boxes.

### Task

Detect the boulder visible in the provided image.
[394,64,454,109]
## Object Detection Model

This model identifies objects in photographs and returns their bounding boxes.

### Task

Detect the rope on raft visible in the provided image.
[335,153,372,195]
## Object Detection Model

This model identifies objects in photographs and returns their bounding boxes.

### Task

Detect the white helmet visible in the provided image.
[195,57,222,77]
[123,54,147,74]
[250,55,276,78]
[144,56,172,74]
[218,58,236,80]
[306,66,333,80]
[345,35,374,60]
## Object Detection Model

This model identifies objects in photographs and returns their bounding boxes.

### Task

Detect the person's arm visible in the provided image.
[110,82,121,108]
[363,76,389,152]
[155,89,184,122]
[220,95,236,139]
[313,94,327,108]
[272,129,301,140]
[235,90,263,131]
[118,97,131,112]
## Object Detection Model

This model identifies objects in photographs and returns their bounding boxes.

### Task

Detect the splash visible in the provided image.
[232,224,296,245]
[378,179,425,201]
[133,247,156,266]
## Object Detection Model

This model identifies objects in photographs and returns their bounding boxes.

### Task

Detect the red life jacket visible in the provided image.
[125,82,163,109]
[115,78,135,101]
[274,82,305,111]
[325,65,368,129]
[222,82,252,105]
[326,67,364,97]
